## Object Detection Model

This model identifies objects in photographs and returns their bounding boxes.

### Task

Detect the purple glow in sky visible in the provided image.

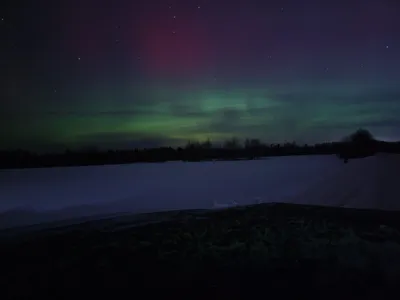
[1,0,400,151]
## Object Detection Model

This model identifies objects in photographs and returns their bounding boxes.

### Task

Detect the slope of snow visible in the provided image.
[0,155,348,229]
[286,153,400,211]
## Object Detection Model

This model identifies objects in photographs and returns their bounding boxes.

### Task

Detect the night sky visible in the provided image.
[1,0,400,151]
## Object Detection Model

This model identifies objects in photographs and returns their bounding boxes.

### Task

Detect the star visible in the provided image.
[172,30,176,34]
[77,57,81,61]
[197,5,201,9]
[386,45,389,49]
[280,7,284,12]
[173,15,176,19]
[1,17,4,21]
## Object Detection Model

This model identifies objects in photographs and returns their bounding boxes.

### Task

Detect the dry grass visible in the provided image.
[1,203,400,298]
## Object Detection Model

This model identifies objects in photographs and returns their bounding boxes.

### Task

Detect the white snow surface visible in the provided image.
[0,154,398,229]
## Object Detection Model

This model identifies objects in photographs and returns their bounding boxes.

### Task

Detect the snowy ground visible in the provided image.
[287,153,400,211]
[0,154,397,229]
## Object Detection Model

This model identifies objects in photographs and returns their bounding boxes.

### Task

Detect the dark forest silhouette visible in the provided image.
[0,129,398,169]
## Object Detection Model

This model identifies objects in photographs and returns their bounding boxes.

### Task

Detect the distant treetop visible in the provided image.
[342,128,375,144]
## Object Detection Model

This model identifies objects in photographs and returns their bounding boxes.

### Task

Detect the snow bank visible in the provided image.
[0,155,345,229]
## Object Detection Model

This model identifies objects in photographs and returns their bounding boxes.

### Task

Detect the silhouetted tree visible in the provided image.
[244,138,263,159]
[338,128,377,163]
[343,128,375,144]
[185,140,198,150]
[223,137,241,149]
[201,139,212,149]
[244,138,261,149]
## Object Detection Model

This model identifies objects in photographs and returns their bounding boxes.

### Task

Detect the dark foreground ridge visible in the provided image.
[2,203,400,299]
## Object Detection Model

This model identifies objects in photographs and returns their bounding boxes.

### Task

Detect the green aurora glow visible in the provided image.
[3,81,400,151]
[2,0,400,151]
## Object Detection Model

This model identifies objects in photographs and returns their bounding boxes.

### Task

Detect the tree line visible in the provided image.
[0,129,398,169]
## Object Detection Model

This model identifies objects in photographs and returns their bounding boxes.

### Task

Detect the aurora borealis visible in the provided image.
[1,0,400,151]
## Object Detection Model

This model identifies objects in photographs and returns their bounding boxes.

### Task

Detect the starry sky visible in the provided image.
[1,0,400,151]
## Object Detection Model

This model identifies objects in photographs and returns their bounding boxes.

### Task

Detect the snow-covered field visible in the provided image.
[0,154,398,229]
